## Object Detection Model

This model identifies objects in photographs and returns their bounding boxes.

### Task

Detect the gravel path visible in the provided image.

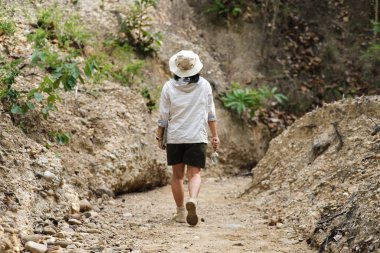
[77,176,315,253]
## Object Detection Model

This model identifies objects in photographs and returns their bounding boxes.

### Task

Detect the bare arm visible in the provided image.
[208,121,220,151]
[156,126,165,150]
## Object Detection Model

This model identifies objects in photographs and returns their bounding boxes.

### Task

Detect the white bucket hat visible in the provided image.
[169,50,203,77]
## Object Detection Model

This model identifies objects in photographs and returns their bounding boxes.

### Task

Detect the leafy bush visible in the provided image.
[0,59,21,106]
[0,19,16,36]
[119,0,161,56]
[58,14,90,51]
[52,131,71,145]
[113,60,144,86]
[140,86,160,111]
[35,7,89,53]
[36,8,61,31]
[205,0,242,18]
[221,82,288,117]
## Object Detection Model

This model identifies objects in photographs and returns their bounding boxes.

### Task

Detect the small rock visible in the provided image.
[25,241,48,253]
[68,219,82,225]
[21,234,45,243]
[46,245,63,253]
[85,222,97,229]
[71,202,80,214]
[79,199,92,212]
[86,229,100,234]
[49,241,72,248]
[276,222,285,229]
[43,226,56,235]
[43,171,56,181]
[123,213,133,218]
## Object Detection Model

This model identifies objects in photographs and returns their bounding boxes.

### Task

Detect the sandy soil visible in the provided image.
[79,176,315,253]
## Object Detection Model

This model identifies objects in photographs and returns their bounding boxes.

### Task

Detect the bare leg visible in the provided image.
[171,163,185,207]
[187,166,201,198]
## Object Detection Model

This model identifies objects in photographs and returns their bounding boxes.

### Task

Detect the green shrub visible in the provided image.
[119,0,161,56]
[140,86,160,111]
[221,82,287,117]
[37,8,62,31]
[52,131,71,145]
[0,59,21,106]
[0,20,16,36]
[35,7,89,53]
[58,14,90,51]
[205,0,242,18]
[112,60,144,86]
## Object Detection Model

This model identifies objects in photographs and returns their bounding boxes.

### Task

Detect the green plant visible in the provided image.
[140,86,158,111]
[221,82,287,117]
[113,60,144,86]
[58,14,90,51]
[0,59,21,106]
[25,52,98,118]
[36,7,89,53]
[51,131,71,145]
[36,7,62,31]
[119,0,161,56]
[205,0,242,18]
[0,19,16,35]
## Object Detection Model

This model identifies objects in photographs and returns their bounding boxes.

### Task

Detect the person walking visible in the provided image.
[156,50,220,226]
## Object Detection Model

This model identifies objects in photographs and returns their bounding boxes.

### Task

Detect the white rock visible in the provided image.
[25,241,47,253]
[79,199,92,212]
[43,170,55,181]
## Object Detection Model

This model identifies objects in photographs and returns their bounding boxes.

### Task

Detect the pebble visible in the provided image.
[43,226,56,235]
[71,202,81,214]
[25,241,48,253]
[276,222,285,229]
[21,234,45,243]
[49,241,72,248]
[123,213,133,218]
[43,170,56,181]
[68,219,82,225]
[85,222,97,229]
[79,199,93,212]
[86,229,100,234]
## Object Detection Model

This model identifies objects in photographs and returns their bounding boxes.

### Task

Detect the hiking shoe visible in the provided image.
[186,198,198,226]
[172,206,186,223]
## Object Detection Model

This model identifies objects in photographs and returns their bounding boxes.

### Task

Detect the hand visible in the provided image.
[157,140,166,150]
[211,136,220,151]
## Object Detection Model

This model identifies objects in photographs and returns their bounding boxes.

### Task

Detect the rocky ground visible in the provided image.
[1,176,316,253]
[248,96,380,252]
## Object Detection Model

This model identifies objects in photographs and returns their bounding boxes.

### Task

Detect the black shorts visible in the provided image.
[166,143,207,168]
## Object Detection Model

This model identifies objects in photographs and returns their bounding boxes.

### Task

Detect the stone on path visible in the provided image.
[25,241,48,253]
[79,199,92,212]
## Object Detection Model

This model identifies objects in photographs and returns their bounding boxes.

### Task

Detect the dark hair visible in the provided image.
[173,74,200,83]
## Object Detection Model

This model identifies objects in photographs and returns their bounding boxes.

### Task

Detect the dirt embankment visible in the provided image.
[247,96,380,252]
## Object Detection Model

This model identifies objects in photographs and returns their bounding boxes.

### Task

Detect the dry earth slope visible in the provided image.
[248,96,380,253]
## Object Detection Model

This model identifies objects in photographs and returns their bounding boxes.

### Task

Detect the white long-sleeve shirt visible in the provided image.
[158,77,217,144]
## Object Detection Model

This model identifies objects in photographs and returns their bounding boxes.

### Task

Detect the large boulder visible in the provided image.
[247,96,380,252]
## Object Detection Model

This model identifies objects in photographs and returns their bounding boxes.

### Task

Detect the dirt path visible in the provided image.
[72,176,315,253]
